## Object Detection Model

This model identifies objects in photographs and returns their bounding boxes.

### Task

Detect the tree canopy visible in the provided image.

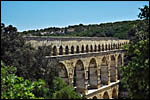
[19,20,141,39]
[121,5,149,99]
[1,23,82,99]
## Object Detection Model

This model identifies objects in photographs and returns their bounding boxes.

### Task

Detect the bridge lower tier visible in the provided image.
[45,49,125,98]
[86,80,120,99]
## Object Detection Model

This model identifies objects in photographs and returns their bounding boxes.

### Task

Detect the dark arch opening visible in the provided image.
[105,44,107,51]
[53,46,57,56]
[71,46,74,54]
[103,91,109,99]
[74,60,85,94]
[112,88,118,99]
[102,44,104,51]
[81,45,84,53]
[93,96,97,99]
[58,63,69,84]
[110,55,116,82]
[98,44,101,51]
[90,45,93,52]
[116,43,118,49]
[100,57,109,86]
[59,46,63,55]
[76,46,80,53]
[65,46,69,54]
[94,45,97,52]
[88,58,98,89]
[108,44,110,50]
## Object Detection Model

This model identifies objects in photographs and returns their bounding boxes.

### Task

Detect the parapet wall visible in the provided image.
[25,36,120,41]
[25,36,129,56]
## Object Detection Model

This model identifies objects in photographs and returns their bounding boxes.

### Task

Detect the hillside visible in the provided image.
[19,20,142,39]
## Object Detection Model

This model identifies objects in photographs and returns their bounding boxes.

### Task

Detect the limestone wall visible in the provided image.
[25,36,129,56]
[25,36,128,98]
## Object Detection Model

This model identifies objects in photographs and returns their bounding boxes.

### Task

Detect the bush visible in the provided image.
[1,61,49,99]
[52,77,82,99]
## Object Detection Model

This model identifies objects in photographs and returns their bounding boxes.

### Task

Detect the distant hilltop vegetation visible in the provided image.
[19,20,143,39]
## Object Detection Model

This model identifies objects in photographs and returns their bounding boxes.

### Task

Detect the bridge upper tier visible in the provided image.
[25,36,121,41]
[25,36,129,56]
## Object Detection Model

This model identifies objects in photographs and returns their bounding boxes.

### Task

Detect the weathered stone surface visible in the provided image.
[25,36,128,98]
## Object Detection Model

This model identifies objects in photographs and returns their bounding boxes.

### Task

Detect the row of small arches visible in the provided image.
[52,42,128,56]
[91,88,117,99]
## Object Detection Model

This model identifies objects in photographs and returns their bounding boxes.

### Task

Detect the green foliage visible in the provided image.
[1,62,81,99]
[1,24,82,99]
[1,23,58,90]
[52,77,67,92]
[52,86,82,99]
[1,61,48,99]
[138,5,149,20]
[121,5,149,99]
[52,77,82,99]
[19,20,141,39]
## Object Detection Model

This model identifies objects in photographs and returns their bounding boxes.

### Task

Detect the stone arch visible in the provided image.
[93,96,97,99]
[65,46,69,54]
[88,58,98,89]
[59,45,63,55]
[53,46,57,56]
[74,60,85,93]
[103,91,109,99]
[100,56,109,85]
[58,63,69,84]
[110,55,116,82]
[90,45,93,52]
[71,46,74,54]
[94,45,97,52]
[86,45,89,52]
[81,45,84,53]
[76,45,80,53]
[112,88,118,99]
[118,54,122,80]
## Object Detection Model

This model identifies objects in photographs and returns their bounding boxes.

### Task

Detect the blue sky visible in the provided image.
[1,1,149,32]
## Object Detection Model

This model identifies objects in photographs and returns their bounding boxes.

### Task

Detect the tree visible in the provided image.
[52,77,82,99]
[138,5,149,20]
[1,61,49,99]
[1,23,58,98]
[1,24,82,99]
[121,5,149,99]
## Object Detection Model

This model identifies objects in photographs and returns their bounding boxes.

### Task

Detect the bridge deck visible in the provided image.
[86,80,120,98]
[87,80,119,95]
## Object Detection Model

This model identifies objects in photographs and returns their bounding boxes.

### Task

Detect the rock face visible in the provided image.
[25,36,129,99]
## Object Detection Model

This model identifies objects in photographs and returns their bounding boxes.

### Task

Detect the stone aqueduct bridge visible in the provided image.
[25,36,129,99]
